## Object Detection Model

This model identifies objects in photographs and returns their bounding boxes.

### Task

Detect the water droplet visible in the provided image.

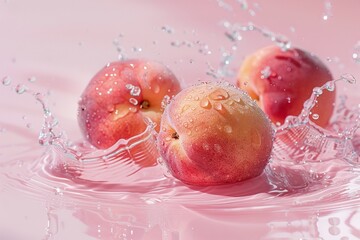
[214,144,222,153]
[329,226,340,235]
[15,84,27,94]
[200,98,211,109]
[224,125,232,133]
[152,84,160,94]
[181,104,190,113]
[28,76,36,82]
[161,95,171,109]
[161,25,174,34]
[260,66,271,79]
[251,129,261,149]
[132,47,142,52]
[341,73,356,84]
[113,105,130,120]
[209,88,230,100]
[54,187,63,196]
[126,84,141,96]
[312,87,323,96]
[322,1,332,21]
[328,217,340,226]
[213,102,223,111]
[129,98,138,106]
[2,76,11,86]
[325,81,335,91]
[312,114,319,120]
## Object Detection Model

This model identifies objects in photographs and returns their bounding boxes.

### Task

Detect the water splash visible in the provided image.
[352,41,360,64]
[222,21,291,51]
[268,75,359,191]
[322,0,333,21]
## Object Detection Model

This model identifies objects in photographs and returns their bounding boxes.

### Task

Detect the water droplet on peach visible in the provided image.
[209,88,229,100]
[107,105,115,113]
[113,105,130,120]
[181,104,190,113]
[251,129,261,149]
[233,95,244,105]
[213,102,223,111]
[152,84,160,94]
[129,98,138,105]
[202,143,210,151]
[224,125,232,133]
[129,106,137,113]
[200,98,211,109]
[214,144,222,153]
[312,113,319,120]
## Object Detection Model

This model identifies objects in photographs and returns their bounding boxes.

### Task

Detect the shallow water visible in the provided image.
[1,1,360,240]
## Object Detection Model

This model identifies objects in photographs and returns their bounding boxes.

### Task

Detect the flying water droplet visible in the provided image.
[341,73,356,84]
[2,76,12,86]
[15,84,27,94]
[251,129,261,149]
[28,76,37,83]
[161,25,174,34]
[322,1,332,21]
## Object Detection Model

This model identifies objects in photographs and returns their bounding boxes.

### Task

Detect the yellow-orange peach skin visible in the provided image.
[157,82,274,186]
[237,45,335,127]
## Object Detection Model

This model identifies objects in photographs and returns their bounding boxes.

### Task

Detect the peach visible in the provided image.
[237,45,335,127]
[157,82,274,186]
[78,59,181,149]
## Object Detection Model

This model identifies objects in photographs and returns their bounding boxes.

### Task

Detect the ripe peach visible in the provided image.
[78,60,181,149]
[237,45,335,127]
[157,82,274,186]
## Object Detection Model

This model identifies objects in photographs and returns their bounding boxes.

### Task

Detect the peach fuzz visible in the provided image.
[157,82,274,186]
[237,45,335,127]
[78,59,181,149]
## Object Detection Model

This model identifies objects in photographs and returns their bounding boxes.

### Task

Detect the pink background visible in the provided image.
[1,1,360,239]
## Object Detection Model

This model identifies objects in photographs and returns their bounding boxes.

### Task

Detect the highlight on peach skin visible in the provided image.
[157,82,274,186]
[78,59,181,149]
[237,45,336,127]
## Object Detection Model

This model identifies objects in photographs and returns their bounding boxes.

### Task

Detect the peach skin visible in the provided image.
[78,59,181,149]
[237,45,335,127]
[157,82,274,186]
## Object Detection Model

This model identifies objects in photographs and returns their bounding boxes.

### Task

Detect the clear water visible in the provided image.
[1,1,360,240]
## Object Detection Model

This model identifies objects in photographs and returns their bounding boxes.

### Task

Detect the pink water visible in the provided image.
[1,1,360,240]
